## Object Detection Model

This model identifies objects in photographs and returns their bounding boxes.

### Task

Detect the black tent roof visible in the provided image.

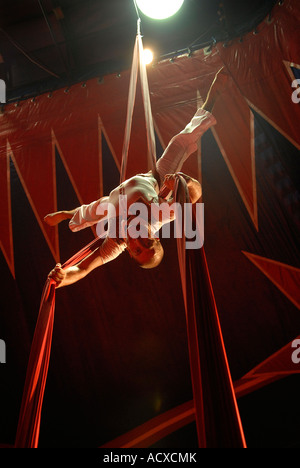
[0,0,276,101]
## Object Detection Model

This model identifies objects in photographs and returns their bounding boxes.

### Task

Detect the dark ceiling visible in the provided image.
[0,0,277,102]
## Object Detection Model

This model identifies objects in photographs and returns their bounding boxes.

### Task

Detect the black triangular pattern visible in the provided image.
[201,121,300,377]
[253,110,300,233]
[101,132,120,196]
[55,147,95,264]
[291,66,300,80]
[0,238,33,446]
[101,129,164,198]
[155,129,164,161]
[9,157,53,315]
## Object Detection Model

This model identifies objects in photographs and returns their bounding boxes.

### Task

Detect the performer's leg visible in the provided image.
[155,68,228,184]
[202,67,229,113]
[155,109,215,183]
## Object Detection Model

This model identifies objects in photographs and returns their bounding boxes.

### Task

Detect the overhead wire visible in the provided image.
[37,0,70,79]
[0,27,60,79]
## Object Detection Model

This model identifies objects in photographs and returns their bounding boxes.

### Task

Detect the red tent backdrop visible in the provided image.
[0,0,299,448]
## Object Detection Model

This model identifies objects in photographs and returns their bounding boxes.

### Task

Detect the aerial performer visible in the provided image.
[46,68,228,288]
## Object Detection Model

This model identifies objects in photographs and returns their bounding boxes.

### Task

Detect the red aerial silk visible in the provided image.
[120,18,157,182]
[14,237,102,448]
[14,280,55,448]
[174,175,246,447]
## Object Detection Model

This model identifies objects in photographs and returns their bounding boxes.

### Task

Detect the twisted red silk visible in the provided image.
[15,237,102,448]
[174,175,246,448]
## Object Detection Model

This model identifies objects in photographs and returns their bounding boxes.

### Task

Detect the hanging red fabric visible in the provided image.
[14,236,102,448]
[174,174,246,448]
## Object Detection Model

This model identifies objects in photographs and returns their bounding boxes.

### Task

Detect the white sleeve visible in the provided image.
[69,198,109,232]
[99,237,126,265]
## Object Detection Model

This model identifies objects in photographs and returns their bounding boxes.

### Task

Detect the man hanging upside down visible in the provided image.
[46,68,228,287]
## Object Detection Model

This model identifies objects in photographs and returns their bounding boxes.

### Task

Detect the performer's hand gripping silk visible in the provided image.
[46,69,228,288]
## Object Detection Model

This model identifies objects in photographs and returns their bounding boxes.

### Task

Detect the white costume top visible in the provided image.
[69,108,216,264]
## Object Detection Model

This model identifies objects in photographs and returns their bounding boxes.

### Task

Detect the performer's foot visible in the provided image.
[210,67,230,98]
[202,67,230,112]
[44,211,67,226]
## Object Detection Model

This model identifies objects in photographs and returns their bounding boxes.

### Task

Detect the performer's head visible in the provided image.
[126,222,164,269]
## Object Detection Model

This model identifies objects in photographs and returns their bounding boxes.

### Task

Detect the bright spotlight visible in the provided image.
[142,48,154,65]
[135,0,185,20]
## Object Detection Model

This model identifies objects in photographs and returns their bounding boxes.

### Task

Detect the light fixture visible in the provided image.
[135,0,185,20]
[142,48,154,65]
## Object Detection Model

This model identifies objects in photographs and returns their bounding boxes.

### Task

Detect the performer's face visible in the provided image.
[125,220,163,267]
[125,218,163,268]
[126,234,156,265]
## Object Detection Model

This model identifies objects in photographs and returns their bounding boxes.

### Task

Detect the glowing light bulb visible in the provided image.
[136,0,185,20]
[142,48,154,65]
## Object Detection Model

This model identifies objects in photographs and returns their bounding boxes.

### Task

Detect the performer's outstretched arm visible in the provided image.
[44,208,78,226]
[48,237,126,288]
[49,248,104,287]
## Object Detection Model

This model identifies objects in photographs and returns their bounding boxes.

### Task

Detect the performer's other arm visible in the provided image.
[48,237,125,288]
[163,173,202,203]
[49,249,103,287]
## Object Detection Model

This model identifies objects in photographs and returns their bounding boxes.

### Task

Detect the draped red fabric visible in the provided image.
[216,0,300,150]
[14,236,102,448]
[174,175,246,448]
[14,279,55,448]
